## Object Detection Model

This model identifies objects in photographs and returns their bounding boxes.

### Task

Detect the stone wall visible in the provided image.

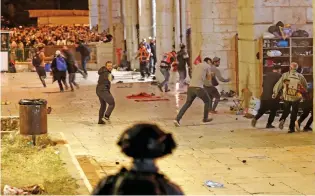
[189,0,238,91]
[251,0,313,38]
[37,16,89,26]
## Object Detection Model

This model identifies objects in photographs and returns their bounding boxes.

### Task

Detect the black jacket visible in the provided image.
[96,66,112,91]
[76,43,90,57]
[62,50,77,73]
[261,72,282,100]
[177,49,188,70]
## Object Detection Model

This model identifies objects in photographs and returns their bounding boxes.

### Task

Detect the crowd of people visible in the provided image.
[4,25,112,62]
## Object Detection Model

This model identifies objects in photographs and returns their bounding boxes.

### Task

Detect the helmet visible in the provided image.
[117,124,177,159]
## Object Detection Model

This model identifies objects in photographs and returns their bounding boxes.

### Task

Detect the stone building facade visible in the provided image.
[89,0,313,96]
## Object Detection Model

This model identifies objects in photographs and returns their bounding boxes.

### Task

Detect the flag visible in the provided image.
[193,54,201,65]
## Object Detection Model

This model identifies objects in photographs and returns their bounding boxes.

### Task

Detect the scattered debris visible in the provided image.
[230,130,234,132]
[199,136,203,138]
[115,161,120,165]
[242,160,247,164]
[227,168,231,170]
[269,182,275,186]
[205,180,224,188]
[54,150,60,155]
[1,101,11,105]
[235,118,238,120]
[47,107,52,114]
[117,81,123,83]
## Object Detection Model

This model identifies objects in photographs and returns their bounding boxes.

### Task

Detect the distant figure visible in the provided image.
[51,50,69,92]
[92,123,184,195]
[32,46,48,87]
[75,42,91,75]
[62,46,80,91]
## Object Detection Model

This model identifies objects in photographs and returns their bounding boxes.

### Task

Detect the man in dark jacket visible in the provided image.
[75,41,90,75]
[62,46,79,91]
[149,37,157,74]
[251,65,282,128]
[50,50,68,92]
[177,44,189,87]
[295,83,313,132]
[96,61,115,124]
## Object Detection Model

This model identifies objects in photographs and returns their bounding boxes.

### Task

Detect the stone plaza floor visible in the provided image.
[1,72,315,195]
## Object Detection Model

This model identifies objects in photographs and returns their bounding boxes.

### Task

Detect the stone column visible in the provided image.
[189,0,237,91]
[124,0,139,69]
[138,0,153,40]
[98,0,112,33]
[174,0,181,51]
[112,0,124,64]
[151,0,156,37]
[155,0,174,81]
[313,0,315,128]
[180,0,186,45]
[89,0,98,29]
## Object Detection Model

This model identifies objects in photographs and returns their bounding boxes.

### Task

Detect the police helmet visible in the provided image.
[117,123,177,159]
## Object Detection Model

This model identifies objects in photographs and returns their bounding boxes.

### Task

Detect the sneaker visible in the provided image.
[288,129,295,134]
[174,120,180,127]
[251,119,257,128]
[83,73,87,79]
[60,89,64,93]
[104,116,110,120]
[98,120,106,125]
[165,89,171,92]
[266,124,275,129]
[158,85,163,92]
[303,127,313,132]
[295,120,301,132]
[279,119,285,130]
[202,118,213,123]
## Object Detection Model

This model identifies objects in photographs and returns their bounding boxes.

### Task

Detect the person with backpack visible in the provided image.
[295,83,313,132]
[92,123,184,195]
[32,46,50,87]
[51,50,69,92]
[177,44,189,88]
[273,62,308,133]
[75,41,90,75]
[157,51,177,92]
[204,57,230,114]
[62,46,80,91]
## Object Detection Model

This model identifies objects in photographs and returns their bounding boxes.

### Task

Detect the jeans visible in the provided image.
[280,100,301,129]
[176,87,210,121]
[149,57,156,74]
[298,100,313,128]
[97,90,115,121]
[204,86,220,111]
[255,99,279,125]
[81,56,90,74]
[159,68,170,91]
[140,61,150,78]
[69,73,79,90]
[178,69,186,86]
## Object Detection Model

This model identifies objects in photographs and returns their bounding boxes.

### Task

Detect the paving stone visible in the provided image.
[2,72,315,194]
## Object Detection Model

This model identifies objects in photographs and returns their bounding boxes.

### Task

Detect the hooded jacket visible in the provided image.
[96,66,112,91]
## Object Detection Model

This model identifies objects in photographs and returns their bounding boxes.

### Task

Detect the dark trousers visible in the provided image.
[298,100,313,128]
[255,99,279,125]
[35,66,46,87]
[280,100,301,129]
[178,69,186,86]
[140,61,150,78]
[159,67,170,90]
[81,56,90,74]
[204,86,220,111]
[150,57,156,74]
[69,73,78,90]
[97,90,115,120]
[57,78,68,91]
[176,87,210,121]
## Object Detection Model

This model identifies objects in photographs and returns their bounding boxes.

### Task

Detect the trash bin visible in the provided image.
[19,99,48,136]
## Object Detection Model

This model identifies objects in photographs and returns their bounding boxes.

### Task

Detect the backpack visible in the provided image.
[56,57,67,71]
[284,72,301,98]
[32,52,41,67]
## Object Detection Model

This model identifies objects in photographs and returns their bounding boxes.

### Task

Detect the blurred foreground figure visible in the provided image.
[92,123,184,195]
